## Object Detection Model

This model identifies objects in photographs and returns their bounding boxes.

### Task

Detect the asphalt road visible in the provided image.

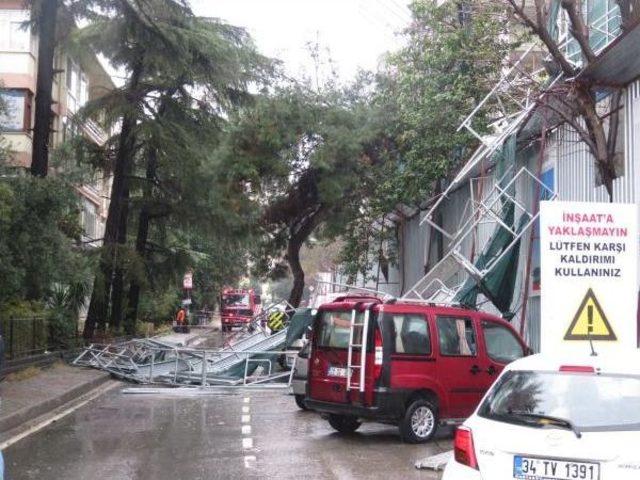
[4,384,452,479]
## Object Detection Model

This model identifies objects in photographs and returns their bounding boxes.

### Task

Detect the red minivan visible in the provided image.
[305,295,529,443]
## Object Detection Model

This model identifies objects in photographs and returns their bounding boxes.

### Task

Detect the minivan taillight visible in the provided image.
[454,426,478,470]
[373,328,383,379]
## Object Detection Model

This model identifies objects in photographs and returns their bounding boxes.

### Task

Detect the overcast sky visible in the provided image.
[190,0,412,82]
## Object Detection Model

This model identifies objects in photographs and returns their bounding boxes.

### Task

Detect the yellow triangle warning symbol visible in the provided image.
[564,288,617,341]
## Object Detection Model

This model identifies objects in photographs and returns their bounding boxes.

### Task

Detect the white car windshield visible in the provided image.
[479,370,640,432]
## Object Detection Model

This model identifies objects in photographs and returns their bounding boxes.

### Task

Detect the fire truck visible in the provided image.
[220,288,261,332]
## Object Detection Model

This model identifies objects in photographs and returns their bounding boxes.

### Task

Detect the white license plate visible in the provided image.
[514,456,600,480]
[327,366,349,378]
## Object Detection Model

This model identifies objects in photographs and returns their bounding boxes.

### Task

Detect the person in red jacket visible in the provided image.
[175,307,187,332]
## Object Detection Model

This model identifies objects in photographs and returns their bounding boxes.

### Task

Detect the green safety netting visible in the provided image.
[284,308,315,348]
[454,135,524,316]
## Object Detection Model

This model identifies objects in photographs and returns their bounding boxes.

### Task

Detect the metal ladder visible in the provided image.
[346,308,370,393]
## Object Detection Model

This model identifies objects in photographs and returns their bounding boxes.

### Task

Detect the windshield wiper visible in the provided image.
[507,410,583,439]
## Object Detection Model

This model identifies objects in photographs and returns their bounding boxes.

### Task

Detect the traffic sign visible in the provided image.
[540,201,638,353]
[564,288,616,341]
[183,272,193,290]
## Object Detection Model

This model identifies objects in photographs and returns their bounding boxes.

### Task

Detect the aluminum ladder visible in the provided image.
[346,308,370,394]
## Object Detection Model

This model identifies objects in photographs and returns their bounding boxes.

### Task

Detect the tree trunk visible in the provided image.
[574,86,616,200]
[123,90,175,334]
[285,208,323,307]
[108,183,131,332]
[124,146,157,334]
[83,58,144,339]
[287,236,305,308]
[30,0,59,177]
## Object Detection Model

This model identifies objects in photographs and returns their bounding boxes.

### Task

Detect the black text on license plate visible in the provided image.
[327,366,349,378]
[514,456,600,480]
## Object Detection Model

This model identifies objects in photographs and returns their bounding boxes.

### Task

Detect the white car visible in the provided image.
[443,350,640,480]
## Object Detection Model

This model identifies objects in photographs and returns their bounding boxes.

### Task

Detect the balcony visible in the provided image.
[80,117,108,146]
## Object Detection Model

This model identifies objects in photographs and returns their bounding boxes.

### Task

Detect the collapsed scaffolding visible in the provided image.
[402,45,560,310]
[73,299,314,388]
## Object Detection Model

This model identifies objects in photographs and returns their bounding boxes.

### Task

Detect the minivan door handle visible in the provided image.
[470,364,481,375]
[486,365,497,376]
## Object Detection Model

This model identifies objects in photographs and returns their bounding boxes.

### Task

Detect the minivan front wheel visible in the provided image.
[400,399,438,443]
[294,395,308,410]
[327,414,361,434]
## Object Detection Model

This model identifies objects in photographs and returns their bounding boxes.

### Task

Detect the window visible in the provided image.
[0,89,31,132]
[79,74,88,107]
[482,321,524,363]
[0,11,30,52]
[382,313,430,355]
[316,310,363,349]
[437,316,477,356]
[479,371,640,431]
[82,200,97,240]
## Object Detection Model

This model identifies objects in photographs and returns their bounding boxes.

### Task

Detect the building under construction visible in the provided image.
[351,3,640,352]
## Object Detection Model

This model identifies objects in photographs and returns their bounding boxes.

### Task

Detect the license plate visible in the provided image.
[514,456,600,480]
[327,366,349,378]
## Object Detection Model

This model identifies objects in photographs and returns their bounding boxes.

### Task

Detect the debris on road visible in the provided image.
[72,304,313,389]
[414,450,453,470]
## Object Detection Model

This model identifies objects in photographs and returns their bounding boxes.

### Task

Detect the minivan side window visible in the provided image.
[481,321,524,363]
[383,314,431,355]
[436,316,477,356]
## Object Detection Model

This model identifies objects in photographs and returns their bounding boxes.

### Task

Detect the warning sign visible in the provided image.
[267,310,286,332]
[540,201,638,354]
[564,288,616,341]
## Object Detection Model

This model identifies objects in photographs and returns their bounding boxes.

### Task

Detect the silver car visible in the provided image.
[290,340,310,410]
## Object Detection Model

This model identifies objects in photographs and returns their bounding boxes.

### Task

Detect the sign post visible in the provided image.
[540,201,638,353]
[182,271,193,327]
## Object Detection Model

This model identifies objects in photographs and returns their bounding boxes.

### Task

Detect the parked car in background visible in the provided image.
[306,295,528,443]
[291,340,311,410]
[443,350,640,480]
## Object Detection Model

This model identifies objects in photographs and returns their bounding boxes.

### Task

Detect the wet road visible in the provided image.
[4,385,452,479]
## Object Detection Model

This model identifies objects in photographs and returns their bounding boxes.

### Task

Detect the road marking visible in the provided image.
[243,397,250,403]
[0,381,118,450]
[242,425,252,435]
[242,405,250,413]
[244,455,256,468]
[241,414,250,423]
[242,437,253,449]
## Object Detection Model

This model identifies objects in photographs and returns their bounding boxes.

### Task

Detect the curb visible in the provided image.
[0,371,110,434]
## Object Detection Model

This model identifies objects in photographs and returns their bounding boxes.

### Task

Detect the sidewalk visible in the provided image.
[0,328,220,440]
[0,363,110,435]
[155,327,214,347]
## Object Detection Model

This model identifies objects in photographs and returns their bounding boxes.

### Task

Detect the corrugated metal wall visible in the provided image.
[556,84,638,204]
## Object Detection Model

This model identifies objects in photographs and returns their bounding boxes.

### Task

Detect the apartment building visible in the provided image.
[0,1,114,245]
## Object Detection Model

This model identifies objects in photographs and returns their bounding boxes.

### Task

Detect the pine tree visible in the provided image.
[73,0,268,337]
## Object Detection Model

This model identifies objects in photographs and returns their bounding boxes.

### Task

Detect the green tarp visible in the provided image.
[284,308,314,348]
[454,135,523,316]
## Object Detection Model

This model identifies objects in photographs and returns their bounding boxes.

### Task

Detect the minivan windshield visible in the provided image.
[479,370,640,431]
[316,310,365,349]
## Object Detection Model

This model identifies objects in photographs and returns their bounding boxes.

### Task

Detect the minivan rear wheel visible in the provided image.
[327,414,361,434]
[399,399,438,443]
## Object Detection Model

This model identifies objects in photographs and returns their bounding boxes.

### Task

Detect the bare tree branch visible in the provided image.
[561,0,597,63]
[506,0,577,76]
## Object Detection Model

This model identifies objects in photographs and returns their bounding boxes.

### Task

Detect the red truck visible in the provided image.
[220,288,261,332]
